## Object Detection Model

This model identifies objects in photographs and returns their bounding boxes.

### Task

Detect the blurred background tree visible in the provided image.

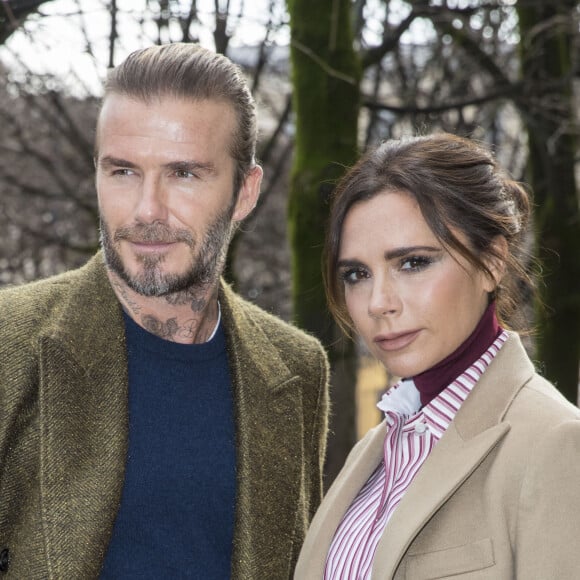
[287,0,360,486]
[1,0,578,486]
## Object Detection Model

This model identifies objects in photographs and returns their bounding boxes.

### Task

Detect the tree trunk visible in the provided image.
[287,0,361,487]
[517,0,580,402]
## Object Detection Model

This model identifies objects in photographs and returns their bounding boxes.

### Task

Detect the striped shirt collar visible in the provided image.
[324,330,509,580]
[377,330,509,440]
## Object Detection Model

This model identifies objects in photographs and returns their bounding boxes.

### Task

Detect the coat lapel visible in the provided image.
[371,333,535,579]
[294,423,387,579]
[220,284,305,579]
[295,333,536,580]
[296,419,510,580]
[38,255,128,578]
[371,422,510,579]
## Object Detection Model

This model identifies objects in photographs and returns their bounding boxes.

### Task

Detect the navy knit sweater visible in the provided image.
[100,312,236,579]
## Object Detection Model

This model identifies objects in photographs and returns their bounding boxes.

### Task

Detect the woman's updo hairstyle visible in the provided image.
[324,132,535,334]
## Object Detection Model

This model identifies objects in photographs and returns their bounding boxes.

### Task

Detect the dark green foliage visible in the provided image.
[287,0,360,341]
[288,0,361,484]
[517,0,580,402]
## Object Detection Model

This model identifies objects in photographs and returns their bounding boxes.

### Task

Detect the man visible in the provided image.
[0,43,329,579]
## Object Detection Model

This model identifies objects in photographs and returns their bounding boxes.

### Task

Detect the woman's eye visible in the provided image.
[400,256,432,272]
[340,267,369,285]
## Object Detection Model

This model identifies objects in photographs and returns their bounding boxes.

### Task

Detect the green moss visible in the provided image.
[517,0,580,402]
[287,0,360,339]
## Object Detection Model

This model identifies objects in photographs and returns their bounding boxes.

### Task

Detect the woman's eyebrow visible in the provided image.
[384,245,441,260]
[337,258,364,269]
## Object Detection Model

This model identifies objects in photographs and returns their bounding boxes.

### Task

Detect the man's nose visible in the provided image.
[134,175,168,223]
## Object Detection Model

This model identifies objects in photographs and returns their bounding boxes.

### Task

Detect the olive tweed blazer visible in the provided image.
[0,252,329,579]
[295,333,580,579]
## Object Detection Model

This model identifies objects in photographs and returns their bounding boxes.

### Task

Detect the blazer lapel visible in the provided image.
[38,255,128,578]
[220,284,305,578]
[296,333,534,580]
[372,333,535,579]
[298,422,388,579]
[371,422,509,579]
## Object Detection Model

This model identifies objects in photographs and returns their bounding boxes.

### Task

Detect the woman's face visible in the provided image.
[337,190,496,378]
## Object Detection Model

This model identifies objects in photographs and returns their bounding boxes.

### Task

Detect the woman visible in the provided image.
[295,133,580,579]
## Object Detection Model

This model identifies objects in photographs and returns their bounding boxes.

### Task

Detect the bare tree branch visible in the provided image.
[361,2,431,69]
[290,38,358,84]
[4,212,97,253]
[258,93,292,165]
[362,83,522,115]
[179,0,199,43]
[1,171,96,215]
[213,0,231,54]
[108,0,117,67]
[250,0,275,93]
[0,0,51,43]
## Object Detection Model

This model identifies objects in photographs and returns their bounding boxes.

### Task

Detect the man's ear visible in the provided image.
[232,165,263,222]
[483,235,508,293]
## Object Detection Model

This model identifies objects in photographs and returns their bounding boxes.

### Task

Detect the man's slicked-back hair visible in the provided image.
[102,42,258,195]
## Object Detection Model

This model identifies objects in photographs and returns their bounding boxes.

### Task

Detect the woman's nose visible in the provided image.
[367,278,402,318]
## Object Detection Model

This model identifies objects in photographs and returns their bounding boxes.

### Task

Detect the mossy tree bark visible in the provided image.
[287,0,361,486]
[517,0,580,402]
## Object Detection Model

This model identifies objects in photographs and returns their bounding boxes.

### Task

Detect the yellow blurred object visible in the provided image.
[356,356,390,439]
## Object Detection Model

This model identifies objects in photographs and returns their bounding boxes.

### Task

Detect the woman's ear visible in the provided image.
[483,235,508,293]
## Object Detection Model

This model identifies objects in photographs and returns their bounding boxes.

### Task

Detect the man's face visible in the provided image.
[95,94,261,298]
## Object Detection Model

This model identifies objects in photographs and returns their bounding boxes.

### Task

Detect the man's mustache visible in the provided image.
[114,224,195,248]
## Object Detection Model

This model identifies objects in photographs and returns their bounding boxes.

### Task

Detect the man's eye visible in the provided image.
[175,170,196,179]
[111,168,134,177]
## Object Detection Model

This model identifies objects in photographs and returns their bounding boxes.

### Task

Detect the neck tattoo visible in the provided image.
[110,276,218,343]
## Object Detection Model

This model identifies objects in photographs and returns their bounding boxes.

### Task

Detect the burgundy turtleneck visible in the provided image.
[413,301,502,407]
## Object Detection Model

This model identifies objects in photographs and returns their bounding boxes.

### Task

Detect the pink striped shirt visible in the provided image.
[324,331,508,580]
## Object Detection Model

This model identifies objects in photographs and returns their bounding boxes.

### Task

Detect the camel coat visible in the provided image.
[0,252,329,579]
[295,333,580,579]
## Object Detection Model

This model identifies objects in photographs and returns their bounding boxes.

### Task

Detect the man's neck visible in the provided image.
[107,272,221,345]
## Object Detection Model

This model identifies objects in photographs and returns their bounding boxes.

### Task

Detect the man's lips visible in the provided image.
[373,330,421,352]
[128,240,177,252]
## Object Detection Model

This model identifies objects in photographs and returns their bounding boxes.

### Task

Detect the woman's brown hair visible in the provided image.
[324,133,535,334]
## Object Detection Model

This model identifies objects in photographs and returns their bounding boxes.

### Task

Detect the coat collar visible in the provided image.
[38,253,129,578]
[37,253,304,578]
[219,282,305,578]
[294,423,387,580]
[295,332,535,580]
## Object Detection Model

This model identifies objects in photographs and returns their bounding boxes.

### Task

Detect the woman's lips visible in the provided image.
[373,330,421,352]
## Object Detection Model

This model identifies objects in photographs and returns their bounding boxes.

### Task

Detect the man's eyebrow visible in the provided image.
[164,160,216,174]
[98,156,138,169]
[97,157,217,175]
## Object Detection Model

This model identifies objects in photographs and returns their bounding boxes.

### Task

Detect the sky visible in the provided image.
[2,0,291,95]
[1,0,440,96]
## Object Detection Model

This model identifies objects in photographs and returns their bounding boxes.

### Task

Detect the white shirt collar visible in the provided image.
[205,300,221,342]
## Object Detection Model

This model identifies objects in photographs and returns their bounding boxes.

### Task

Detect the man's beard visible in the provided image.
[100,206,234,299]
